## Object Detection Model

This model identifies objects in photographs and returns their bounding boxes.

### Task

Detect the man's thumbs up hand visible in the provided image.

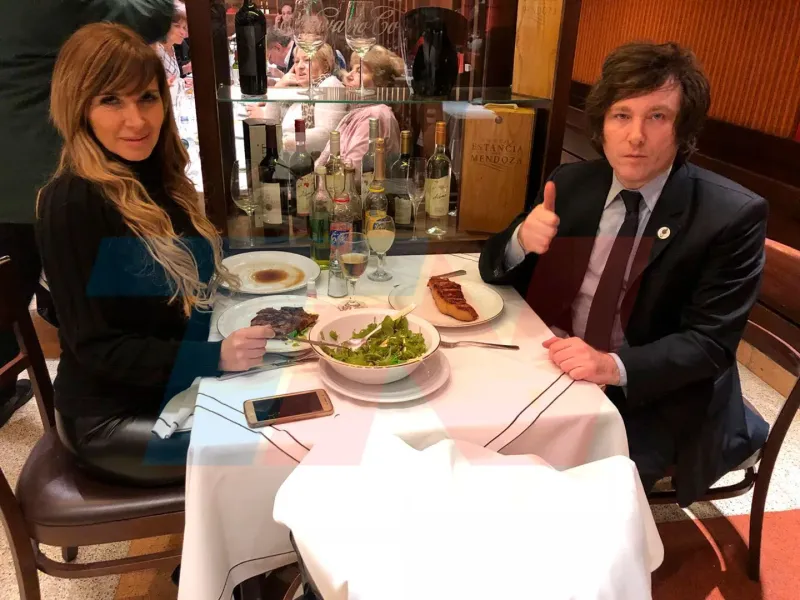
[518,181,559,255]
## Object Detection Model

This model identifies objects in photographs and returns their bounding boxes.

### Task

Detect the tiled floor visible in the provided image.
[0,360,797,600]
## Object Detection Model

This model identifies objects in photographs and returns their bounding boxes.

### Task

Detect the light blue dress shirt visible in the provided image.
[505,166,673,386]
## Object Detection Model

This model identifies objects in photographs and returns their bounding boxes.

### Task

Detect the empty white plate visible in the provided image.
[389,280,504,328]
[221,251,321,295]
[319,351,451,404]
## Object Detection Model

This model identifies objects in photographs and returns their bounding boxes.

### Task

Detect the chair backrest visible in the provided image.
[743,320,800,466]
[761,239,800,327]
[0,256,55,430]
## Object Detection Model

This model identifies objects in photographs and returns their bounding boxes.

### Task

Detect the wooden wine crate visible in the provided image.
[457,105,536,234]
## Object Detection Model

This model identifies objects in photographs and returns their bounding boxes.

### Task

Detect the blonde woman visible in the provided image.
[316,46,405,179]
[248,44,346,154]
[37,23,274,486]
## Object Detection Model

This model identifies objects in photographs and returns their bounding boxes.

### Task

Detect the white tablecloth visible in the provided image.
[275,432,662,600]
[178,253,652,600]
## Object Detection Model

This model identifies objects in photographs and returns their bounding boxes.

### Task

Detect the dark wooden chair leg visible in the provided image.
[0,471,42,600]
[62,546,78,563]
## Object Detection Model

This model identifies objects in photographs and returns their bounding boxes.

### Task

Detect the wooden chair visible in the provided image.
[648,319,800,581]
[0,256,185,599]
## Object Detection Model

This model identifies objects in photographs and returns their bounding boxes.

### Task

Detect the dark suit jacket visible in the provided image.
[480,159,770,506]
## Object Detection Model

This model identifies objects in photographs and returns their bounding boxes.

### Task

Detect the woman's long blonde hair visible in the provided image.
[42,22,237,317]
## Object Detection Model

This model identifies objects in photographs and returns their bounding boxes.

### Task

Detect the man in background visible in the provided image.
[0,0,174,427]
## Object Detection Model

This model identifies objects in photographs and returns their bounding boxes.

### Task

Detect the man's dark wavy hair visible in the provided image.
[585,42,711,161]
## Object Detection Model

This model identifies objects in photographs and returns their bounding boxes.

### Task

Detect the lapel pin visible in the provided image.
[657,226,671,240]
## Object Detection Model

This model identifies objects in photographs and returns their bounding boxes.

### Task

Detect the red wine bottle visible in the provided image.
[235,1,267,96]
[259,124,289,239]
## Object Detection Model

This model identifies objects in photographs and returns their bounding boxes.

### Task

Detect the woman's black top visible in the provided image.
[37,153,222,418]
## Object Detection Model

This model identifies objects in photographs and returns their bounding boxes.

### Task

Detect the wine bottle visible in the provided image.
[310,166,331,269]
[324,130,345,198]
[389,130,413,230]
[289,119,314,239]
[235,0,267,96]
[343,160,363,234]
[425,121,451,237]
[360,118,380,194]
[364,138,388,233]
[259,123,288,239]
[411,17,458,97]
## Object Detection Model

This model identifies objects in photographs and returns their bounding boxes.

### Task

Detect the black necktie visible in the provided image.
[584,190,642,352]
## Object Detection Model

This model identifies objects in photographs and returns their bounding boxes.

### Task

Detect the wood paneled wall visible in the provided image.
[572,0,800,138]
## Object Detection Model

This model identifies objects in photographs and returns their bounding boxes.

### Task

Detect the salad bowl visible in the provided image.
[307,309,441,385]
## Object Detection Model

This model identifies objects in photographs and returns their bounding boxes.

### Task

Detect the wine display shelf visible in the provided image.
[217,84,552,108]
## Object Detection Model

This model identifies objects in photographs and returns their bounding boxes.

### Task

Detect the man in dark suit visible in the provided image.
[480,42,769,507]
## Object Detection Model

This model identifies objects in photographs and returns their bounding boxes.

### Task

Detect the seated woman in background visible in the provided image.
[37,23,274,486]
[249,44,346,155]
[153,1,190,84]
[316,46,404,184]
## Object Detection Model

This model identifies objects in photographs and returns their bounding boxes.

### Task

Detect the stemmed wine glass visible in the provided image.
[407,158,426,241]
[367,216,395,281]
[337,232,370,310]
[230,160,259,247]
[293,0,328,99]
[345,1,377,97]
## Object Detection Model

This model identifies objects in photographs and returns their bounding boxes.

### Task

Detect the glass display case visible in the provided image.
[184,0,581,257]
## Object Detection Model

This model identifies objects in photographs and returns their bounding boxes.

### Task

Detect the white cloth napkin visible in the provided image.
[274,429,663,600]
[151,380,200,439]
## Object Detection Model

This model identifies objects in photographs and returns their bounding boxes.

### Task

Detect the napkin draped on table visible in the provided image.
[274,431,663,600]
[152,379,200,439]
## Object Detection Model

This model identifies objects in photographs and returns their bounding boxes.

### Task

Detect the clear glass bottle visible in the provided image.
[425,121,451,237]
[309,166,331,269]
[360,118,380,194]
[363,138,388,233]
[329,192,354,262]
[324,130,345,198]
[389,130,413,230]
[343,160,363,233]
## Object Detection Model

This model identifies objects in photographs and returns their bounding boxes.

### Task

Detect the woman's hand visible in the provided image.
[219,325,275,372]
[275,71,300,88]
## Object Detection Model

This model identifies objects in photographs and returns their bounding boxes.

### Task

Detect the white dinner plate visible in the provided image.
[217,296,337,354]
[388,280,504,328]
[221,251,321,295]
[318,351,450,404]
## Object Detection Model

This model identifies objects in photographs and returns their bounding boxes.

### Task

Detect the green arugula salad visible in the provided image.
[320,316,427,366]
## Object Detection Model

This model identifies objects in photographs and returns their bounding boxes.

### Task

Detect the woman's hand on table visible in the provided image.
[542,336,620,385]
[220,325,276,372]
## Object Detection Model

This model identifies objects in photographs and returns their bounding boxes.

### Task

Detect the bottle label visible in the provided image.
[361,171,374,195]
[329,222,353,258]
[310,216,330,246]
[326,172,345,198]
[395,195,412,225]
[425,177,450,218]
[262,183,282,224]
[365,209,387,233]
[238,26,258,77]
[295,173,314,215]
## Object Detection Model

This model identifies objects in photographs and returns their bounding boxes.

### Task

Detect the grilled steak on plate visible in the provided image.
[250,307,319,336]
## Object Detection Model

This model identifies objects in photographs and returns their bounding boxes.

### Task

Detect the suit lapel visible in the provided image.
[629,163,693,285]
